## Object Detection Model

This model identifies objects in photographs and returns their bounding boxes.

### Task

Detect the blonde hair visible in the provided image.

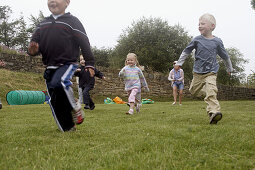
[125,53,141,67]
[199,13,216,30]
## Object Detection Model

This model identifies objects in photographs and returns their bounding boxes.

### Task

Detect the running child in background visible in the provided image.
[168,61,184,106]
[175,13,233,124]
[28,0,95,132]
[119,53,149,115]
[74,55,105,110]
[76,55,85,104]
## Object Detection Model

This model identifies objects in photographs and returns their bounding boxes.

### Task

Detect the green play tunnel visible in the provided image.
[6,90,46,105]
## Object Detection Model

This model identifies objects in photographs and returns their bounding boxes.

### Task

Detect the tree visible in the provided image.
[217,47,248,86]
[0,6,32,51]
[247,71,255,87]
[112,17,192,74]
[251,0,255,10]
[0,6,46,52]
[14,16,29,51]
[91,46,111,67]
[27,11,45,35]
[0,6,19,48]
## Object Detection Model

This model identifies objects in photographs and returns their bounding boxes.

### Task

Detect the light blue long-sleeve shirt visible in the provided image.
[176,35,233,74]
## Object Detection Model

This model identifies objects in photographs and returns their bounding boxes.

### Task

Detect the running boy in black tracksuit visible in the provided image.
[28,0,95,132]
[75,56,105,110]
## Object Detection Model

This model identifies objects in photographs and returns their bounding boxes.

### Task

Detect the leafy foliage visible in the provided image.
[27,11,45,35]
[13,16,29,51]
[217,47,248,86]
[0,6,19,48]
[0,5,45,52]
[91,46,111,67]
[251,0,255,10]
[247,71,255,87]
[112,17,192,73]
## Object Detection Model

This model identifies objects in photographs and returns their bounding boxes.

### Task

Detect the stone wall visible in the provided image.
[0,52,44,73]
[93,67,255,100]
[1,52,255,100]
[218,85,255,100]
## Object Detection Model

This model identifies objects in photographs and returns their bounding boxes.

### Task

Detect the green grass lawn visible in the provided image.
[0,101,255,169]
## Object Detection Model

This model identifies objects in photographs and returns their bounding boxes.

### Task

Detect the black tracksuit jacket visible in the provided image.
[30,12,94,67]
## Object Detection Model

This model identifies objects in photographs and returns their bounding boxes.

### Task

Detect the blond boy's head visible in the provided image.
[199,13,216,31]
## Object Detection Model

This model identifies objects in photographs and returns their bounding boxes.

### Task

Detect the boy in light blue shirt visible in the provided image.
[176,13,233,124]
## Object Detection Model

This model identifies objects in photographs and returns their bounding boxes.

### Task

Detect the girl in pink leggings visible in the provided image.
[119,53,149,115]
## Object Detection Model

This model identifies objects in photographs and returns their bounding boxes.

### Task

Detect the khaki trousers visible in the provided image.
[189,72,220,114]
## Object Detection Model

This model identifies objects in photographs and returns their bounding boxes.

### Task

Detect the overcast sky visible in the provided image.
[1,0,255,76]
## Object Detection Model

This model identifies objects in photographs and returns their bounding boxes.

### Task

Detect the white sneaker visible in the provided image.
[71,102,85,124]
[179,103,182,106]
[126,109,134,115]
[172,102,176,105]
[136,103,142,113]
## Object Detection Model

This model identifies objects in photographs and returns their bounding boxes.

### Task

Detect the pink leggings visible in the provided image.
[128,88,141,103]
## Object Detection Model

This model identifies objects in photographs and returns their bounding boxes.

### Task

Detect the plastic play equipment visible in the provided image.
[6,90,46,105]
[104,97,115,104]
[113,96,127,104]
[141,98,154,104]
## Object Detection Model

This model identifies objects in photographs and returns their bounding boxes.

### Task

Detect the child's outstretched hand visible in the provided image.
[28,41,39,55]
[119,67,126,77]
[102,76,110,82]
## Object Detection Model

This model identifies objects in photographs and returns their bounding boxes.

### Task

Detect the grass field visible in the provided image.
[0,100,255,169]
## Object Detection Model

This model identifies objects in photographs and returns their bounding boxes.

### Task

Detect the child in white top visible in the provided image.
[168,61,184,105]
